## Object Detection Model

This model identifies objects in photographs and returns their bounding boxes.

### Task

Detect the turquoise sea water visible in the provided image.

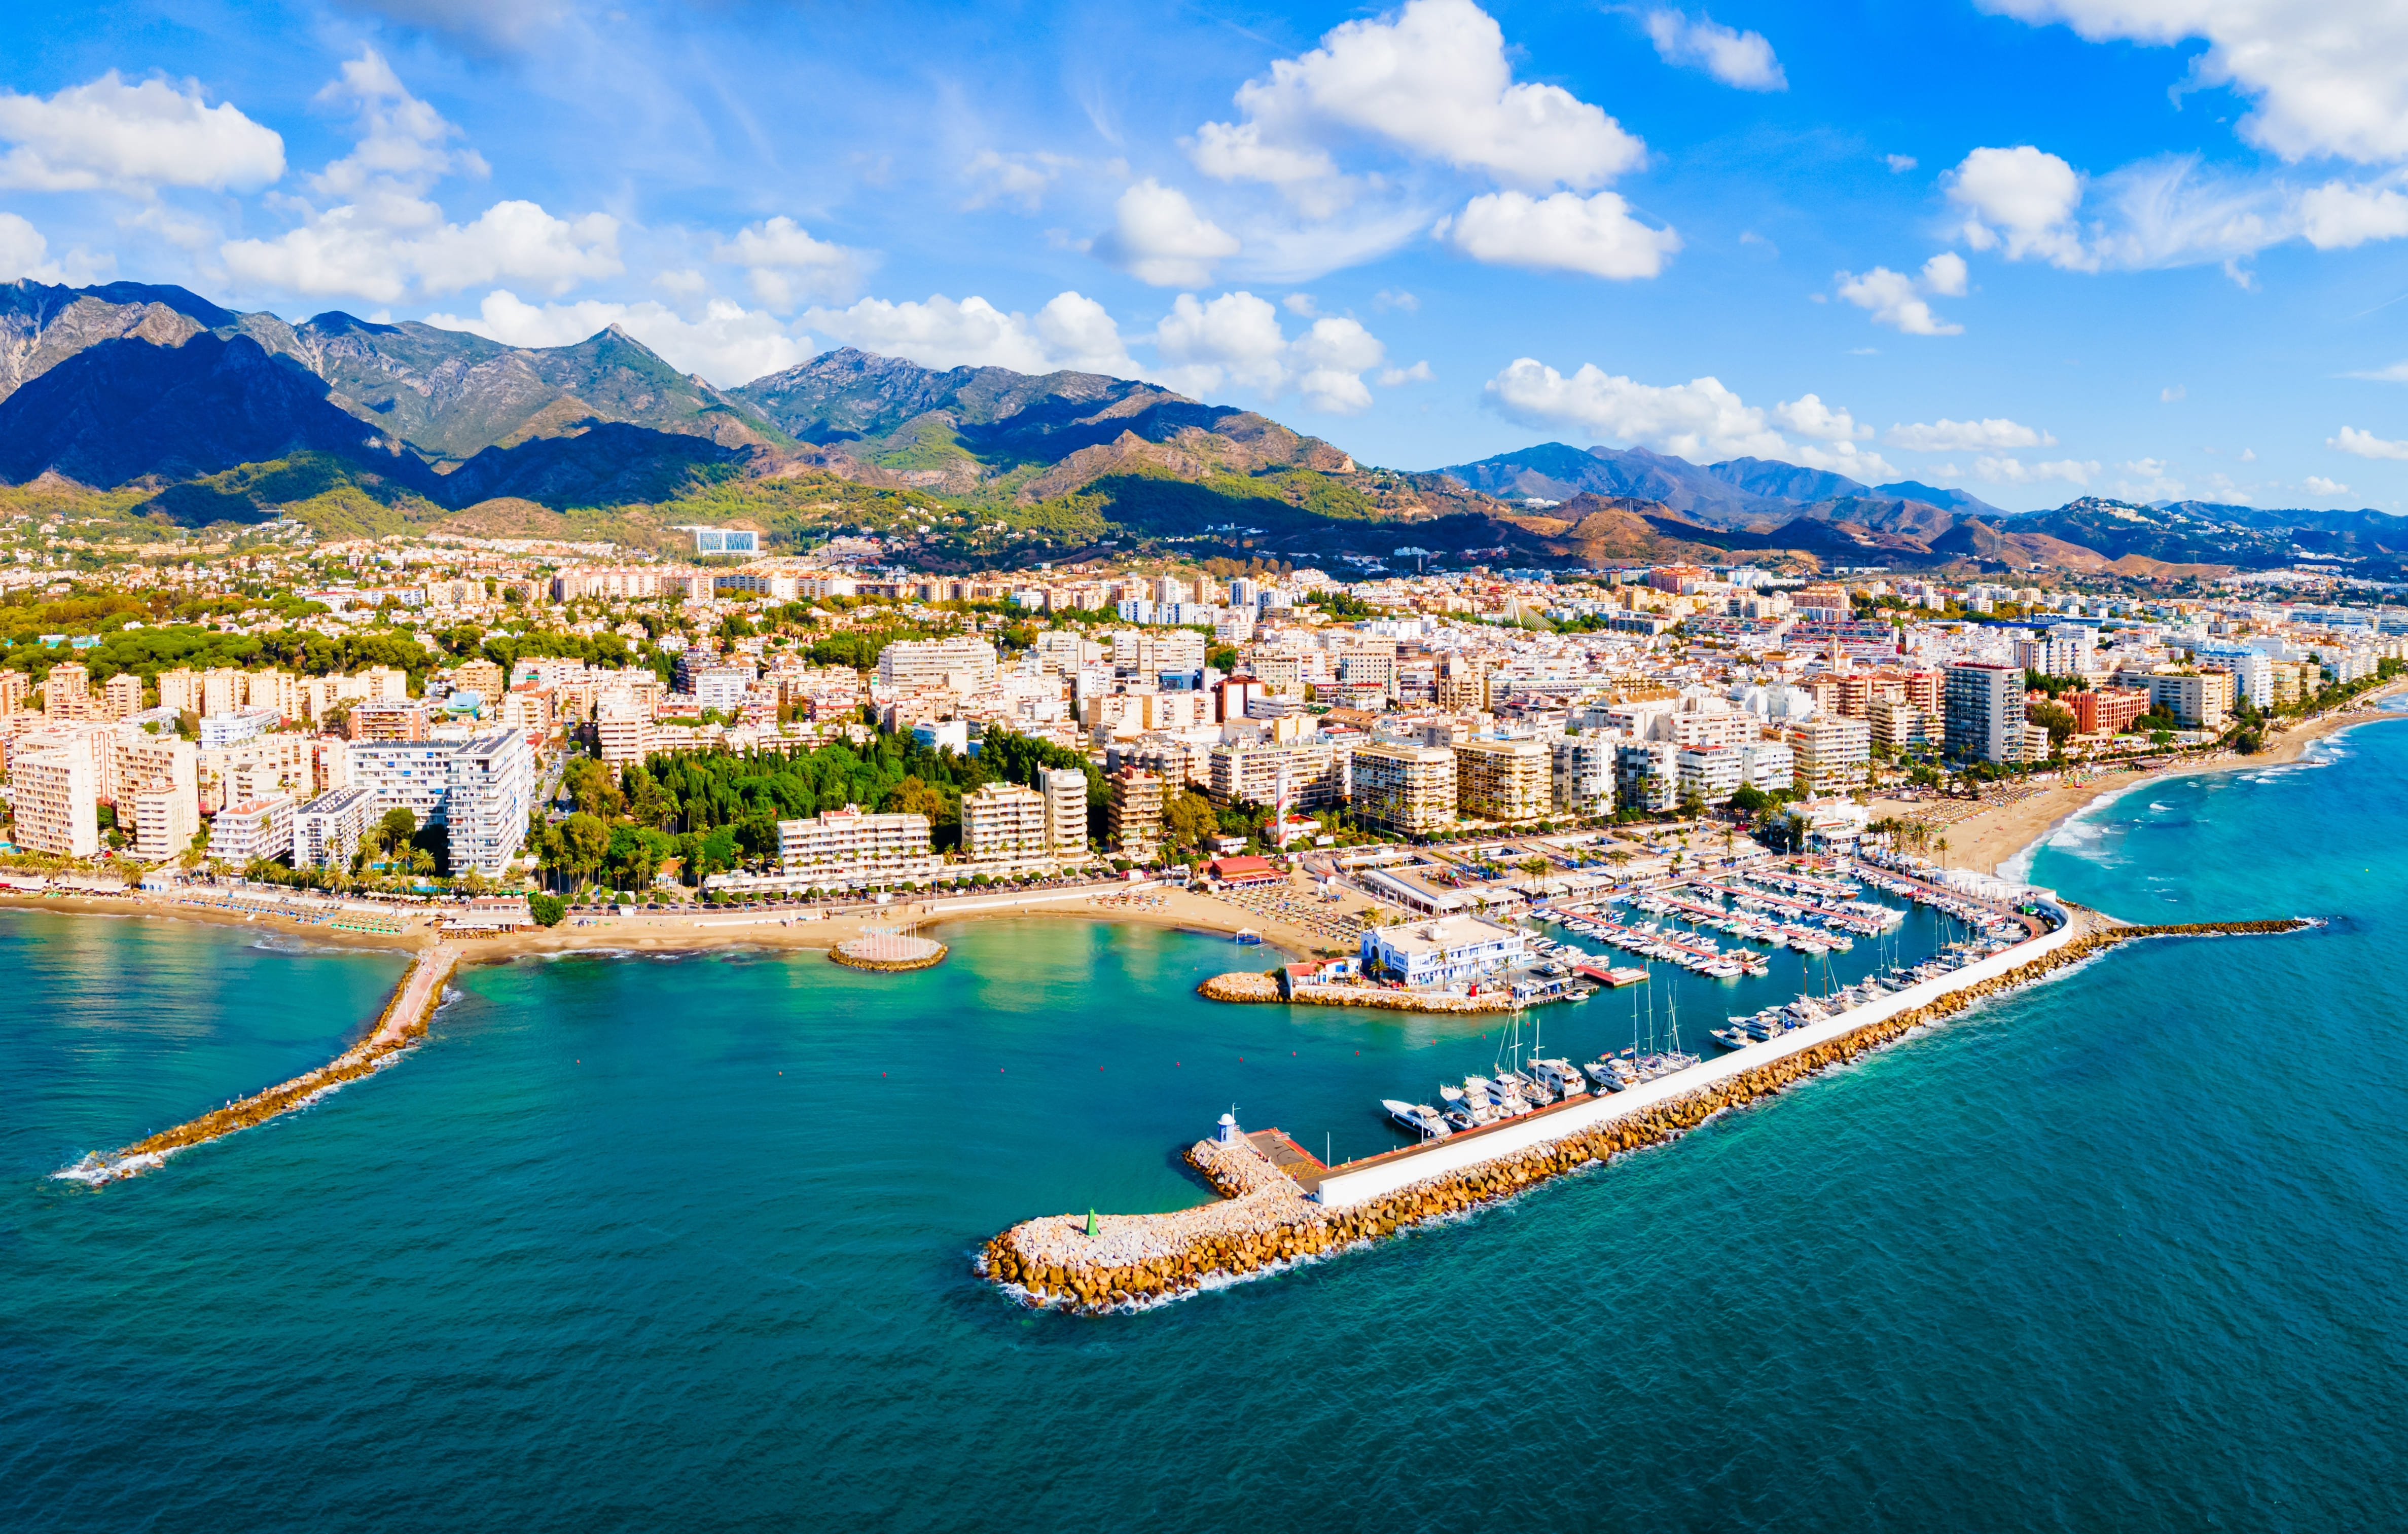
[9,717,2408,1529]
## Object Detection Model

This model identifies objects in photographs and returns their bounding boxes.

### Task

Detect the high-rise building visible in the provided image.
[445,731,534,876]
[0,670,28,715]
[1944,662,2024,763]
[1550,736,1615,817]
[348,741,457,829]
[116,734,199,862]
[206,794,295,865]
[1040,768,1089,858]
[959,781,1050,866]
[296,785,377,870]
[1208,740,1348,810]
[2069,686,2148,737]
[1867,699,1929,752]
[38,663,92,721]
[100,672,143,720]
[1452,738,1551,823]
[11,746,97,857]
[1350,742,1459,835]
[1107,767,1164,861]
[1787,715,1872,794]
[595,700,654,765]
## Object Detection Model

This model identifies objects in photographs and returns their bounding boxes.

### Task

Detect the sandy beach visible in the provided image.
[1867,680,2408,876]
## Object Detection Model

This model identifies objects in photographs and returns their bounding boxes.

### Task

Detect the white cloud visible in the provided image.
[961,150,1071,213]
[1484,357,1878,465]
[2345,360,2408,382]
[1886,154,1918,173]
[1373,288,1419,312]
[1835,265,1962,335]
[225,199,620,302]
[1643,10,1787,91]
[1192,0,1645,199]
[1232,201,1435,283]
[2240,448,2256,461]
[2330,425,2408,460]
[1948,145,2091,269]
[425,290,812,386]
[1146,290,1391,413]
[2161,384,2186,401]
[2297,180,2408,249]
[1973,455,2100,485]
[1921,250,1968,296]
[1189,121,1350,217]
[2111,458,2185,500]
[1091,179,1240,287]
[1379,359,1435,385]
[2305,474,2351,494]
[1773,393,1870,441]
[0,212,62,282]
[218,52,618,303]
[1988,0,2408,165]
[1434,189,1680,279]
[1884,416,2054,451]
[654,268,706,296]
[802,290,1137,377]
[1282,293,1319,316]
[0,71,284,193]
[712,216,864,310]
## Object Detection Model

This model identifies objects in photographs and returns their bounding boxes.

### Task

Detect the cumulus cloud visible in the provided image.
[425,289,811,386]
[1092,179,1240,287]
[1643,10,1787,91]
[1835,260,1964,335]
[2110,457,2185,500]
[1988,0,2408,165]
[0,71,284,193]
[711,216,864,310]
[1884,416,2054,451]
[2330,425,2408,460]
[2304,474,2351,494]
[218,52,618,303]
[1147,290,1393,414]
[1886,154,1918,173]
[1973,455,2100,486]
[1193,0,1645,199]
[1379,359,1435,385]
[1433,189,1680,279]
[0,212,63,282]
[2297,180,2408,249]
[1948,145,2091,269]
[803,290,1137,377]
[1483,357,1879,466]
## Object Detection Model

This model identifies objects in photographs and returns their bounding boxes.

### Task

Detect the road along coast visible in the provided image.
[56,943,459,1184]
[979,914,2313,1313]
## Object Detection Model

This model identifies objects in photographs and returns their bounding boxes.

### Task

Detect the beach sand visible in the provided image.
[1867,680,2408,876]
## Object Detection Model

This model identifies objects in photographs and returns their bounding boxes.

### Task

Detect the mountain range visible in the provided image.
[4,277,2403,579]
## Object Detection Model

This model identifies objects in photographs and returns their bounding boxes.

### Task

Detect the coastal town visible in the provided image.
[3,520,2403,995]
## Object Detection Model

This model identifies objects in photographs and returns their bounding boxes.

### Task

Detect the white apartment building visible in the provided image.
[1453,738,1551,823]
[1350,742,1459,835]
[1040,768,1089,857]
[765,805,939,890]
[959,781,1050,865]
[126,782,199,863]
[1208,739,1349,811]
[11,746,97,857]
[877,638,999,693]
[207,794,295,865]
[445,731,534,877]
[349,741,457,829]
[595,700,655,766]
[296,785,377,870]
[1550,736,1615,817]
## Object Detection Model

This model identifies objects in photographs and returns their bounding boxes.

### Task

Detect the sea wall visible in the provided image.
[980,916,2308,1312]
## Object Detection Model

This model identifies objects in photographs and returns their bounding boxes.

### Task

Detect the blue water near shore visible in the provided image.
[10,718,2408,1530]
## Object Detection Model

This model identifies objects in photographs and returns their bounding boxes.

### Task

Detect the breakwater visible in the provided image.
[981,915,2310,1312]
[57,943,458,1184]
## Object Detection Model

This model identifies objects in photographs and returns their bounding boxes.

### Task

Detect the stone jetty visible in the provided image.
[58,943,459,1184]
[983,915,2310,1312]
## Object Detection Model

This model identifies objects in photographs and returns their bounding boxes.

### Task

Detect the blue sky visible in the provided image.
[7,0,2408,513]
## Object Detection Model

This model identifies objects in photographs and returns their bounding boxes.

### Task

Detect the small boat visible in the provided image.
[1382,1099,1450,1138]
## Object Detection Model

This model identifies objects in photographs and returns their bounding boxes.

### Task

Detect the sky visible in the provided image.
[7,0,2408,513]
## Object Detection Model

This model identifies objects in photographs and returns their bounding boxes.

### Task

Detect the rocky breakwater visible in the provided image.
[1197,970,1281,1002]
[57,944,459,1184]
[982,916,2311,1313]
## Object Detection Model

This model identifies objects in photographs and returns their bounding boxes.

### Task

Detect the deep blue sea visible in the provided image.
[9,715,2408,1530]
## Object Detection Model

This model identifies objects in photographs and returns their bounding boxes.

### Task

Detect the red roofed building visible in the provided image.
[1205,854,1281,885]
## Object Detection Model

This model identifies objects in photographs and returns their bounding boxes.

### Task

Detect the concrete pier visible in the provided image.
[980,913,2311,1312]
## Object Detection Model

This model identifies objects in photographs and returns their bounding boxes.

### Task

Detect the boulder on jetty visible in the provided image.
[1197,971,1281,1002]
[981,912,2313,1314]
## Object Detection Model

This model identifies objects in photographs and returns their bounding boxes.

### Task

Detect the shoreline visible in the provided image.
[1869,681,2408,879]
